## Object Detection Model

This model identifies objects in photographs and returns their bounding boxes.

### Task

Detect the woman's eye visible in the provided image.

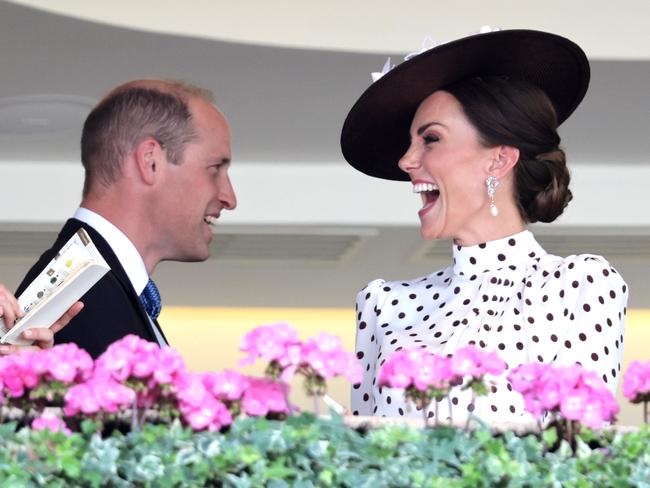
[423,134,439,144]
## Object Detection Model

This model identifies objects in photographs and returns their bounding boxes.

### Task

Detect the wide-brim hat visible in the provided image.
[340,29,590,181]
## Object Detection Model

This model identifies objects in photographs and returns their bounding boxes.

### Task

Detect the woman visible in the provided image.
[341,29,628,421]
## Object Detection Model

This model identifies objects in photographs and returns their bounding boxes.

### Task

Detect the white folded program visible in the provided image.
[0,229,110,345]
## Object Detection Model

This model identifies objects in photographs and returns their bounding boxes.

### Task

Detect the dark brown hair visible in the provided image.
[444,76,572,223]
[80,81,213,196]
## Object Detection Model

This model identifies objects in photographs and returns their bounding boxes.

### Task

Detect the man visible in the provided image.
[16,80,237,358]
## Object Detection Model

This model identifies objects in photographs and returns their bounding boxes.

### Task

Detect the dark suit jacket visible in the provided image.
[16,218,167,358]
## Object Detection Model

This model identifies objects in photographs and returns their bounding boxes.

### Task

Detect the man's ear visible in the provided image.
[134,138,162,185]
[487,145,520,179]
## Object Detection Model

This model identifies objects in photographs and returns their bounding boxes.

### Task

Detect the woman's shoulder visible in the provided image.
[539,252,624,278]
[356,267,454,301]
[357,278,387,295]
[536,252,628,295]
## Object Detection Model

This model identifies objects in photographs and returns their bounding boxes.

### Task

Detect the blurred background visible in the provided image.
[0,0,648,424]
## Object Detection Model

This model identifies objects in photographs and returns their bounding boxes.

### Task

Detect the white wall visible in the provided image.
[1,160,647,227]
[8,0,650,59]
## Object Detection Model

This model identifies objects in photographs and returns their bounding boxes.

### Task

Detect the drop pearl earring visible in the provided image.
[486,176,499,217]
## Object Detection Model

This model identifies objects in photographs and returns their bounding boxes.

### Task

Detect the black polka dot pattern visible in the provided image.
[351,230,628,424]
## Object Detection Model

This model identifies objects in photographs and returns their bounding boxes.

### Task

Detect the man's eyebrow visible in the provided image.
[416,121,447,136]
[210,157,230,165]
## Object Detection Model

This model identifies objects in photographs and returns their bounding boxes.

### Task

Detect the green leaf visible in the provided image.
[80,419,102,436]
[264,458,297,481]
[542,426,558,448]
[239,444,263,465]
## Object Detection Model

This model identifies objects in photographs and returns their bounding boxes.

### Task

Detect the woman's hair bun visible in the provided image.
[444,76,573,223]
[516,148,572,223]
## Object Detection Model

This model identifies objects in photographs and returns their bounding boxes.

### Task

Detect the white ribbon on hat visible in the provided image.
[478,25,501,34]
[403,36,438,61]
[369,26,501,83]
[371,37,438,83]
[370,57,394,83]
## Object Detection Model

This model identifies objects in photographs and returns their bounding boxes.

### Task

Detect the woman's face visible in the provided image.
[398,90,496,244]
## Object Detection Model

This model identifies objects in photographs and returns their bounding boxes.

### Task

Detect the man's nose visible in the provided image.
[219,175,237,210]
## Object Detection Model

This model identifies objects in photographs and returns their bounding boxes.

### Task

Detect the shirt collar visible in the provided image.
[73,207,149,294]
[452,230,547,277]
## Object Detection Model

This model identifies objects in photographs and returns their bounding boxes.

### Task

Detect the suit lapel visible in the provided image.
[63,219,166,344]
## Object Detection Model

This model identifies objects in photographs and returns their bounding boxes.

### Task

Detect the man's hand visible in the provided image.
[0,282,23,330]
[22,301,84,351]
[0,284,84,354]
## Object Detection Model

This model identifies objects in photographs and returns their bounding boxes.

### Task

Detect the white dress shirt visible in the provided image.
[73,208,167,346]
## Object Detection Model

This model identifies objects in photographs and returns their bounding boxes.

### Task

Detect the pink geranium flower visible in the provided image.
[94,335,186,409]
[179,395,232,432]
[301,333,362,384]
[32,410,71,435]
[63,383,100,415]
[174,372,210,407]
[560,388,588,421]
[242,377,291,416]
[239,324,362,415]
[96,335,185,384]
[174,372,234,431]
[508,363,619,429]
[415,353,453,391]
[508,363,546,394]
[451,345,506,378]
[239,323,300,367]
[0,344,93,405]
[623,360,650,403]
[63,378,135,416]
[154,347,186,384]
[95,335,141,381]
[203,370,248,402]
[380,348,444,391]
[381,345,504,394]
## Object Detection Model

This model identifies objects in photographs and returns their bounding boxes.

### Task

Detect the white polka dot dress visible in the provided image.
[351,230,628,422]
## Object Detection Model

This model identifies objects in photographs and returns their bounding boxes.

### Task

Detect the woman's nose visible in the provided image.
[398,145,421,174]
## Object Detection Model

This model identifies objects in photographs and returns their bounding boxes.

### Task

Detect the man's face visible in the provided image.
[157,97,236,262]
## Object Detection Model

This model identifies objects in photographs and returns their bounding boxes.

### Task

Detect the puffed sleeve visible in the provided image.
[553,255,628,393]
[350,278,385,415]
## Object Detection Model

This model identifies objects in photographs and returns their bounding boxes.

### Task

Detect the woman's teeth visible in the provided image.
[412,182,440,210]
[412,182,439,193]
[204,216,217,226]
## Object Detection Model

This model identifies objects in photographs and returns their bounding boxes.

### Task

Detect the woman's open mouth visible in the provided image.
[413,182,440,217]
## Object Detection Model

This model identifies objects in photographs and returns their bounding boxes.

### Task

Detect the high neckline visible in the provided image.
[451,230,546,276]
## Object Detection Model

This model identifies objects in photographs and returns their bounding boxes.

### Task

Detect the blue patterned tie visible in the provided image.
[140,278,162,320]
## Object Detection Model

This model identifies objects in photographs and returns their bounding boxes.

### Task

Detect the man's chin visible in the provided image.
[191,249,211,262]
[169,247,212,263]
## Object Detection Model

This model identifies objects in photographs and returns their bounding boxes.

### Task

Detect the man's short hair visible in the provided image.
[80,80,214,196]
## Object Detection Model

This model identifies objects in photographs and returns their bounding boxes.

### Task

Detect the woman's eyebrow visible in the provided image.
[416,121,447,135]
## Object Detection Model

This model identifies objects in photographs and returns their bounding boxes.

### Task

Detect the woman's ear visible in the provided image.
[488,145,520,179]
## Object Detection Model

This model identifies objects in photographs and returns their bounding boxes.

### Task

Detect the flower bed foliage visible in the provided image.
[0,322,649,485]
[1,415,650,487]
